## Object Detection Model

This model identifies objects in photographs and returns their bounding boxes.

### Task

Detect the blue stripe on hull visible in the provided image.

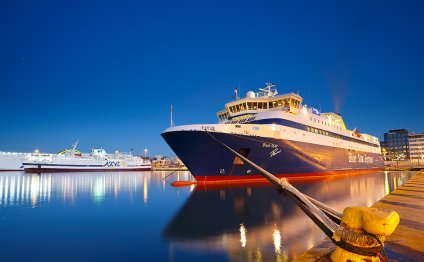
[162,131,384,181]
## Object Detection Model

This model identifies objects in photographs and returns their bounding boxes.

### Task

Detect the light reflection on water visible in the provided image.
[0,170,416,261]
[0,171,194,208]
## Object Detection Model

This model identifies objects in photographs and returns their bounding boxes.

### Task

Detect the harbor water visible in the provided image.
[0,170,415,261]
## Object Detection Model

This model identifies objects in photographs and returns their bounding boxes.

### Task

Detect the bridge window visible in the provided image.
[277,100,283,107]
[283,98,290,107]
[240,103,245,111]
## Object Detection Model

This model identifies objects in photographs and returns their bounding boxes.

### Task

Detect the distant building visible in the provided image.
[151,156,185,168]
[408,132,424,160]
[381,129,410,160]
[380,141,388,160]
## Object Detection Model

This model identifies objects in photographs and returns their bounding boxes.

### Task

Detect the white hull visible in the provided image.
[23,155,152,172]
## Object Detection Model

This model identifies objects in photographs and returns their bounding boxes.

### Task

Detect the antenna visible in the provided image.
[259,83,277,97]
[72,139,79,150]
[234,87,240,100]
[170,104,175,127]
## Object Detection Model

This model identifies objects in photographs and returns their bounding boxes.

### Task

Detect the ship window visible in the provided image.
[258,102,263,109]
[263,102,267,109]
[247,102,252,110]
[253,102,257,110]
[236,104,240,112]
[277,100,283,107]
[268,102,273,109]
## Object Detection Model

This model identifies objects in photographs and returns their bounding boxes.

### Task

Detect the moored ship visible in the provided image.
[162,83,383,183]
[23,143,151,173]
[0,152,29,171]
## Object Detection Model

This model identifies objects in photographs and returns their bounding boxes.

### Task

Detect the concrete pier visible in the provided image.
[295,170,424,261]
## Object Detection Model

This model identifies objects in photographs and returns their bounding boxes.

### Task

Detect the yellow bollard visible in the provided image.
[330,206,400,262]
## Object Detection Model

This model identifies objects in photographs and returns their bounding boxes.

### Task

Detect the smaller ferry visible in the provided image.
[23,143,151,173]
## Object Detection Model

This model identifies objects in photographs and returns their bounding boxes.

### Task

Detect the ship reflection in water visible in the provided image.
[164,171,415,261]
[0,171,415,261]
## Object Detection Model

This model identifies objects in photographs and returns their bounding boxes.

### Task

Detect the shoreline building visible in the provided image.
[409,132,424,161]
[380,129,410,161]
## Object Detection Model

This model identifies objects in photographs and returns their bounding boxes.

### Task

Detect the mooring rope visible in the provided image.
[163,165,185,180]
[206,131,387,258]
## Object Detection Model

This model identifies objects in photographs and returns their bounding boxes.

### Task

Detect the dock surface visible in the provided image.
[295,170,424,261]
[374,171,424,261]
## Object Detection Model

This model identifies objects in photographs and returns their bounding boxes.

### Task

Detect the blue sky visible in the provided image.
[1,0,423,156]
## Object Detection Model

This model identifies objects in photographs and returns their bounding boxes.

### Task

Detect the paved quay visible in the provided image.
[294,170,424,262]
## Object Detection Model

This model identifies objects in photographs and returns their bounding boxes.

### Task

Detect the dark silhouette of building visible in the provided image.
[380,129,410,160]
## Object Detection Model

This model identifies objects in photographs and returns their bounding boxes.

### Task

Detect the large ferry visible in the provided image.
[23,143,151,172]
[162,83,383,183]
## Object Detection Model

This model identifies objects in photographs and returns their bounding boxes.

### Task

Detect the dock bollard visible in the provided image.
[330,206,400,262]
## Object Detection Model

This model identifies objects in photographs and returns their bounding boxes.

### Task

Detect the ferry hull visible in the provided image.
[162,130,384,183]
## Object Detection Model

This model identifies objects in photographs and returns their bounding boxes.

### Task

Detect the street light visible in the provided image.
[144,148,148,158]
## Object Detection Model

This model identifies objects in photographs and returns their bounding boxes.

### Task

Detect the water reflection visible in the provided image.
[273,227,281,254]
[0,171,192,207]
[0,170,416,262]
[164,171,415,261]
[240,224,247,248]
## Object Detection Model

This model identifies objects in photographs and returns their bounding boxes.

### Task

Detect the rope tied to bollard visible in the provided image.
[206,132,393,260]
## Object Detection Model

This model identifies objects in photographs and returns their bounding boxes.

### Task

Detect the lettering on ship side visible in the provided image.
[263,142,281,158]
[270,148,282,158]
[262,142,278,148]
[104,160,121,167]
[348,152,374,164]
[201,126,215,131]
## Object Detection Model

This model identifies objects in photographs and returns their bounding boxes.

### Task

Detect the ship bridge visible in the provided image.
[217,83,303,122]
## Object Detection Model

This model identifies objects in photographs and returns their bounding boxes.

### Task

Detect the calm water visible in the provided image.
[0,170,415,262]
